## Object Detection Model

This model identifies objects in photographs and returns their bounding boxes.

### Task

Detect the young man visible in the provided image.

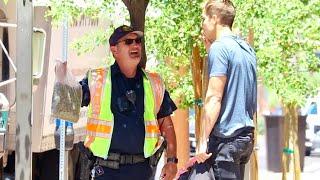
[58,25,178,180]
[195,1,257,180]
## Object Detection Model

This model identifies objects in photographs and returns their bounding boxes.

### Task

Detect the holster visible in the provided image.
[76,142,96,180]
[149,140,167,167]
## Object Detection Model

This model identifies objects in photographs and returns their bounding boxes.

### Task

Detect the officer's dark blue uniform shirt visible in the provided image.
[80,62,177,155]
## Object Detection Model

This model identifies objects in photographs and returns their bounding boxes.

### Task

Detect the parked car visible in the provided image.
[305,98,320,156]
[189,122,196,157]
[189,109,196,157]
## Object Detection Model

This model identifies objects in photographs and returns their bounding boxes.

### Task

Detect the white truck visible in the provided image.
[0,1,108,178]
[305,95,320,156]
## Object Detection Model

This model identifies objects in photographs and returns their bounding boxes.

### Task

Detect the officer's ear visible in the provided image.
[110,45,118,56]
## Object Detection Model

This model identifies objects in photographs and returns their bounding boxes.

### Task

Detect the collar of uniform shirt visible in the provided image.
[111,62,143,80]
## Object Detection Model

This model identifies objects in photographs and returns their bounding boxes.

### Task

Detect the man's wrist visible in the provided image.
[167,157,178,164]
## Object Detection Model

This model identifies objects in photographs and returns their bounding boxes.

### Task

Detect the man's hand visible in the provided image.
[201,30,212,52]
[195,141,212,163]
[160,162,177,180]
[194,152,212,164]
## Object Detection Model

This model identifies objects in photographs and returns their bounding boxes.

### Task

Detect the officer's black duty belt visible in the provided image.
[96,152,147,169]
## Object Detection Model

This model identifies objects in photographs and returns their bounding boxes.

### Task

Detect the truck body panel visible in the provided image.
[0,0,109,153]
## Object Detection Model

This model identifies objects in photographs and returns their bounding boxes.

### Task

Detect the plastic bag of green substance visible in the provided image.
[51,60,82,123]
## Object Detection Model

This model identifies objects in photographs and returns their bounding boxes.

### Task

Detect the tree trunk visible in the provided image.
[122,0,149,68]
[281,107,289,180]
[291,105,301,180]
[282,104,301,180]
[249,112,259,180]
[171,108,190,169]
[247,27,259,180]
[191,46,203,149]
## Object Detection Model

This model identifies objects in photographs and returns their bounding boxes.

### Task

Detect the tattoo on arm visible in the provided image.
[158,116,177,158]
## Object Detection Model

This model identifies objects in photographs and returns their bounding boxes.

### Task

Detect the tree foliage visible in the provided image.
[233,0,320,106]
[47,0,203,108]
[145,0,203,108]
[46,0,320,108]
[47,0,129,65]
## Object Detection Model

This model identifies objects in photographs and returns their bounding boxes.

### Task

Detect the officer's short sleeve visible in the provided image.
[208,41,229,77]
[157,90,177,119]
[79,77,90,107]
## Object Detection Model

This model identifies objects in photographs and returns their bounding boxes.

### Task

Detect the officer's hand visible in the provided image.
[55,59,67,82]
[160,162,177,180]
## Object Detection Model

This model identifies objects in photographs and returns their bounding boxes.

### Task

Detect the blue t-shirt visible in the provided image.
[208,35,257,138]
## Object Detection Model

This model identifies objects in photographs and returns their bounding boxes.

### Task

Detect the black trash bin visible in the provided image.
[264,115,306,172]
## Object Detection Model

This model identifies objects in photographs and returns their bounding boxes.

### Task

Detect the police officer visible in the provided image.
[79,25,178,180]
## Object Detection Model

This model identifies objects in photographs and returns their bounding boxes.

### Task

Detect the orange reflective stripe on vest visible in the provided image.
[86,118,113,138]
[145,121,161,138]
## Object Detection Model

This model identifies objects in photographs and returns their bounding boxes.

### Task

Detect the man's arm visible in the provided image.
[202,75,227,141]
[196,75,226,163]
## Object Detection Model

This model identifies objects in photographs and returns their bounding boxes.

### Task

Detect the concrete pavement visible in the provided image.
[258,135,320,180]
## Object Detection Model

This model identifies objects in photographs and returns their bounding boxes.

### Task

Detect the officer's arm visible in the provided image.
[158,116,177,158]
[156,90,177,158]
[79,77,90,107]
[157,91,177,179]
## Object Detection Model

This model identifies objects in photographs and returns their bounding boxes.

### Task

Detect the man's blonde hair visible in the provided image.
[204,0,236,28]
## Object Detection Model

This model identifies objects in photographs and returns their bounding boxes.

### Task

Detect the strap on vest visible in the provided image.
[144,71,165,114]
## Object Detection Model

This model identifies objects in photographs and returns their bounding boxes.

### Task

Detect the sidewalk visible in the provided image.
[258,135,320,180]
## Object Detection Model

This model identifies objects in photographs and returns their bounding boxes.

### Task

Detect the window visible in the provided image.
[0,27,9,82]
[32,29,46,78]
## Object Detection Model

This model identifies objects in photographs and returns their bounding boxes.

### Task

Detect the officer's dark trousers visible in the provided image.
[94,160,153,180]
[208,128,254,180]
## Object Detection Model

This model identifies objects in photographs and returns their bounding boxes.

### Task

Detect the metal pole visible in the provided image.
[59,15,69,180]
[16,0,33,179]
[59,119,66,180]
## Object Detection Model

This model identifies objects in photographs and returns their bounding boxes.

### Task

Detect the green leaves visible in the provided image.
[145,0,203,107]
[70,28,109,56]
[47,0,129,62]
[46,0,116,26]
[147,0,203,59]
[46,0,320,109]
[234,0,320,107]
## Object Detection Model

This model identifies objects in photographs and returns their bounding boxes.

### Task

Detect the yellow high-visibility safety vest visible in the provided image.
[84,67,165,159]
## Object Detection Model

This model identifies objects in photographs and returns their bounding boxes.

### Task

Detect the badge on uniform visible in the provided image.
[95,165,104,176]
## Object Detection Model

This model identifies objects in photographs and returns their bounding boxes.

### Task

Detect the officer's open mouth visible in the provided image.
[130,50,140,57]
